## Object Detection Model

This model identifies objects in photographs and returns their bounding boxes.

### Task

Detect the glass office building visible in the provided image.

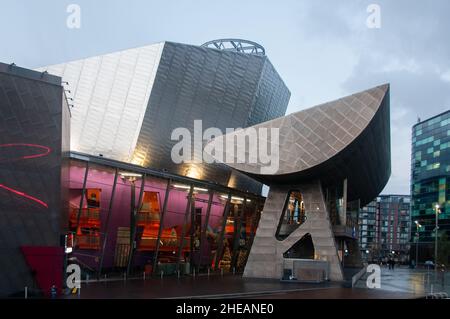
[411,110,450,263]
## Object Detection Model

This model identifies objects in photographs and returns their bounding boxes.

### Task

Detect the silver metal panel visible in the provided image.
[35,43,164,162]
[132,42,290,193]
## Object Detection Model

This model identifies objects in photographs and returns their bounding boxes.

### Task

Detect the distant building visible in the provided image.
[359,195,411,263]
[411,110,450,263]
[359,200,377,259]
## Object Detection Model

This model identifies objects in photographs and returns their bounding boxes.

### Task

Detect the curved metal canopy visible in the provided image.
[205,84,391,205]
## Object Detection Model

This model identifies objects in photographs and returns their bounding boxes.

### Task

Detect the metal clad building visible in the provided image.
[0,63,70,296]
[37,41,291,193]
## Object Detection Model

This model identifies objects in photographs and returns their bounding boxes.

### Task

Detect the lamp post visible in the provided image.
[434,204,441,278]
[415,220,422,268]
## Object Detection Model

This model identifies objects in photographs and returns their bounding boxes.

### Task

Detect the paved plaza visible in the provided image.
[62,266,449,299]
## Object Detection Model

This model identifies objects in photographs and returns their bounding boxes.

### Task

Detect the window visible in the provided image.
[276,191,306,241]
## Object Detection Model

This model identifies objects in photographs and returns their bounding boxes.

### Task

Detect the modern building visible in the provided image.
[206,84,391,281]
[411,110,450,264]
[0,39,289,297]
[35,39,290,194]
[0,63,70,297]
[359,195,411,263]
[0,40,392,297]
[358,199,377,260]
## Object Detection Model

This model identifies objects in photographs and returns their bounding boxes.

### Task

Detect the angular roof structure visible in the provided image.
[35,41,290,193]
[206,84,391,205]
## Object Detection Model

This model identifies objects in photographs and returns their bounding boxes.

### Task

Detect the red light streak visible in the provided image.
[0,143,51,208]
[0,143,51,161]
[0,183,49,208]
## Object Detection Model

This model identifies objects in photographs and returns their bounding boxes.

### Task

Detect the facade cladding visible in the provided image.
[36,41,290,194]
[411,110,450,262]
[206,84,391,281]
[0,63,70,296]
[0,61,266,297]
[359,195,411,263]
[0,39,287,296]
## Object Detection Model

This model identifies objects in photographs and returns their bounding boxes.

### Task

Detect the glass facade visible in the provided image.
[67,155,264,279]
[411,110,450,262]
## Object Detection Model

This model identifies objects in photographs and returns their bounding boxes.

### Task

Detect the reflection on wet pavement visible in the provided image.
[355,266,450,296]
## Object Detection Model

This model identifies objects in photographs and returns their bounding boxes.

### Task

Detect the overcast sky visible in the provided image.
[1,0,449,195]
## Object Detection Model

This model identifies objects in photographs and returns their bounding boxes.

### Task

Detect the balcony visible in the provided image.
[333,217,359,239]
[76,232,101,250]
[69,207,101,229]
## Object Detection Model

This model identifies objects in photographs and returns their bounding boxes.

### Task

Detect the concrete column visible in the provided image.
[340,179,348,226]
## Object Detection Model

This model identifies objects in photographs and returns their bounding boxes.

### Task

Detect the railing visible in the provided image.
[138,234,191,252]
[69,207,100,228]
[136,211,160,225]
[76,233,101,250]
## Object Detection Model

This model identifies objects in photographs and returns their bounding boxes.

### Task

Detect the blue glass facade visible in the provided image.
[411,110,450,262]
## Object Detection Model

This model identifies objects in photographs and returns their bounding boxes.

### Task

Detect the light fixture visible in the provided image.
[220,195,251,202]
[119,172,142,178]
[173,184,208,192]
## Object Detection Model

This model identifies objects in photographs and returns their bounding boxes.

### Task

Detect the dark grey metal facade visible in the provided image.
[132,41,290,194]
[0,63,70,296]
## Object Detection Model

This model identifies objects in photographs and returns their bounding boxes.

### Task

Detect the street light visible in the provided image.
[415,220,422,268]
[434,204,441,278]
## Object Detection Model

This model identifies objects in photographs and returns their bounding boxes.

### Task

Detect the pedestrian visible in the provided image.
[50,285,57,299]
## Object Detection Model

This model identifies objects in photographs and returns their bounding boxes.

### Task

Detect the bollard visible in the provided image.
[86,274,89,283]
[123,273,126,282]
[177,270,180,279]
[104,274,107,281]
[207,268,210,278]
[233,267,235,275]
[143,271,146,281]
[221,268,224,277]
[193,268,196,278]
[24,286,28,299]
[160,270,164,279]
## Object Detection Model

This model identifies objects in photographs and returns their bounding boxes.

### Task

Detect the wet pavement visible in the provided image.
[66,275,340,299]
[354,266,450,296]
[64,266,447,299]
